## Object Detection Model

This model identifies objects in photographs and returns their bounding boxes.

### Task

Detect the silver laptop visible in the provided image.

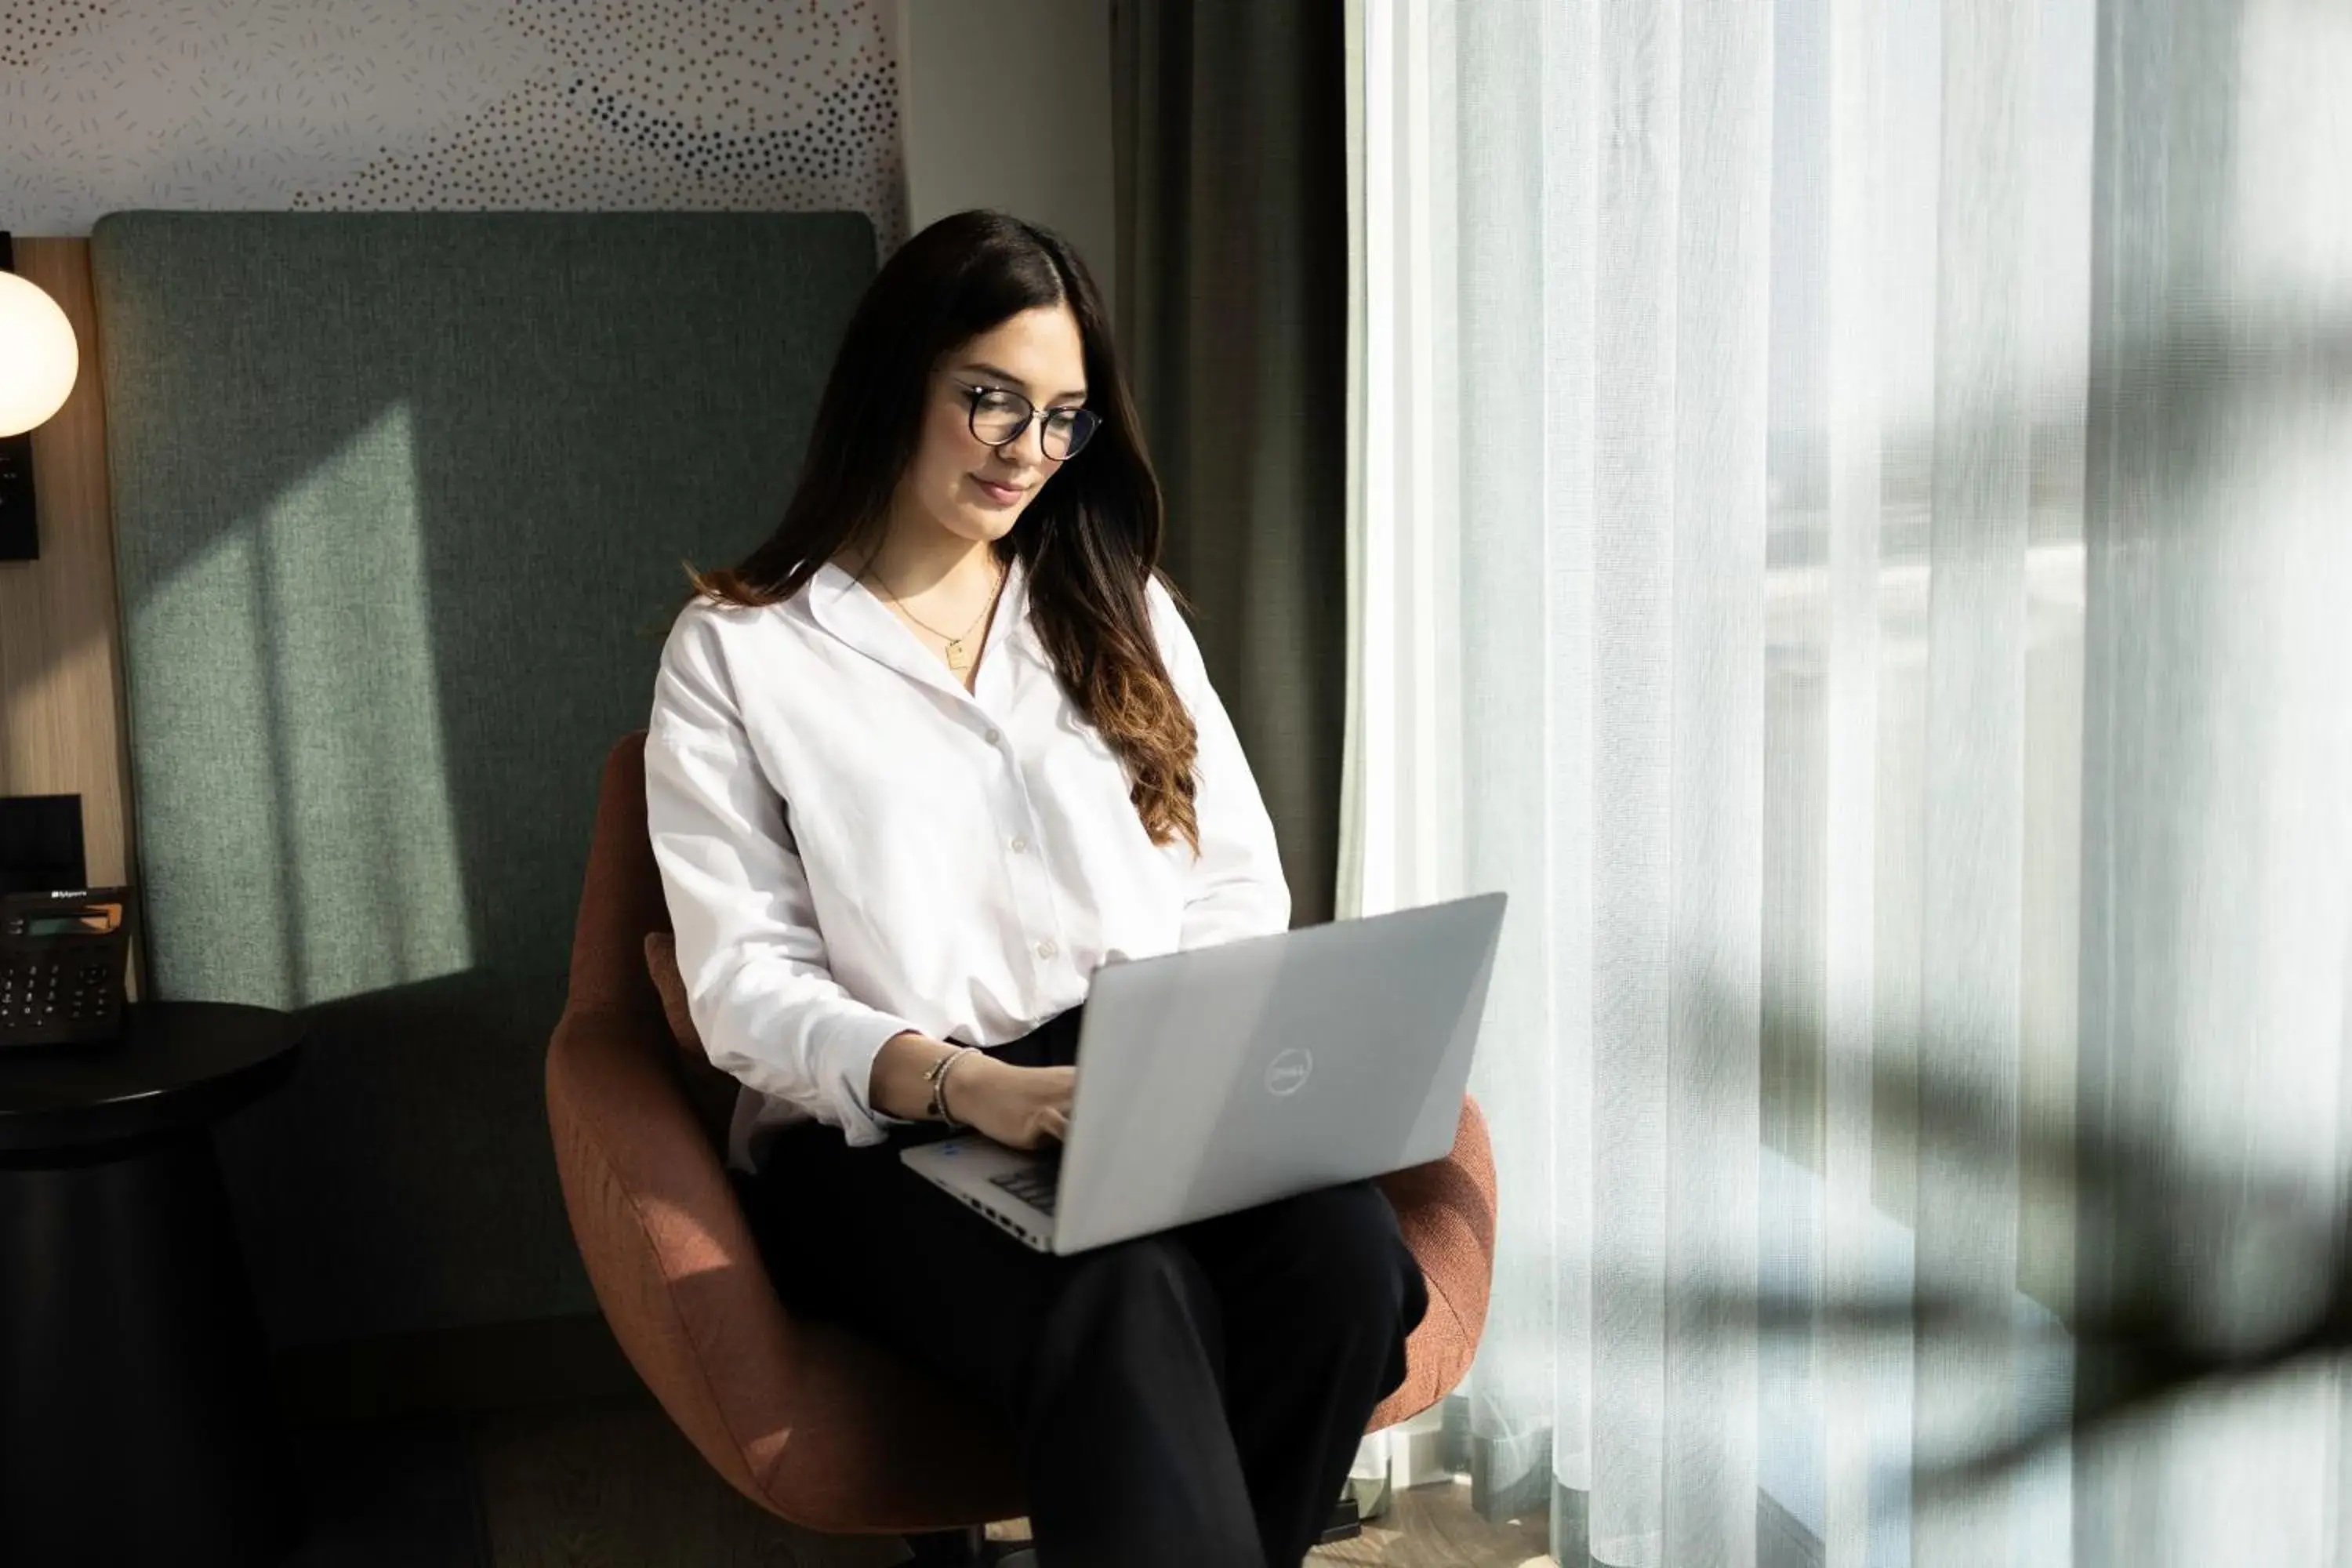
[899,891,1505,1254]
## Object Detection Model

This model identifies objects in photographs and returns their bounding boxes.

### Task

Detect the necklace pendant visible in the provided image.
[944,637,969,670]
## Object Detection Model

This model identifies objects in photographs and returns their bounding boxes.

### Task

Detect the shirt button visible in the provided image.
[985,728,1004,746]
[1036,939,1058,960]
[1010,834,1029,854]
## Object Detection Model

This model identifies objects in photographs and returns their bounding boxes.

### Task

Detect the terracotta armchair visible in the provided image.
[544,733,1498,1547]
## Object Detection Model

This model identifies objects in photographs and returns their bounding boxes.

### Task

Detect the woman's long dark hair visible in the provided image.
[688,209,1200,852]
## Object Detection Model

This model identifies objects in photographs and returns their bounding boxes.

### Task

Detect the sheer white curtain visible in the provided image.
[1340,1,2352,1565]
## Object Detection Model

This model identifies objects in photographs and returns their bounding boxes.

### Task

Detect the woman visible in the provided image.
[644,209,1426,1567]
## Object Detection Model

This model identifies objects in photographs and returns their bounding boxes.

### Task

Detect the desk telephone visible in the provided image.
[1,887,133,1047]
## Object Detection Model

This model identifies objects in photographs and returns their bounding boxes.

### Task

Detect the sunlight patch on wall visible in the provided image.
[260,401,472,1004]
[140,401,472,1007]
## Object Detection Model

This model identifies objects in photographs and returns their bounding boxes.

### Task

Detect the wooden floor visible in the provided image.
[1312,1482,1551,1568]
[441,1395,1555,1567]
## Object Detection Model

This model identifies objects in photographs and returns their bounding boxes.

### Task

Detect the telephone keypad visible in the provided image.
[0,958,114,1025]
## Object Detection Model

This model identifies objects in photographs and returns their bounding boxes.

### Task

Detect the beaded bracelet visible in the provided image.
[925,1045,975,1129]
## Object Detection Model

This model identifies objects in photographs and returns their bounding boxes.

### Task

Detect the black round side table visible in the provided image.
[0,1000,305,1567]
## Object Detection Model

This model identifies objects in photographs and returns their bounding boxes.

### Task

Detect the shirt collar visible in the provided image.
[804,550,1034,698]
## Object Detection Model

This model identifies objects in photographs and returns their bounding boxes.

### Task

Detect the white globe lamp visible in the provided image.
[0,267,79,438]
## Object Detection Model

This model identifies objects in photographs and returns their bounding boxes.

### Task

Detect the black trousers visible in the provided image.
[732,1006,1428,1568]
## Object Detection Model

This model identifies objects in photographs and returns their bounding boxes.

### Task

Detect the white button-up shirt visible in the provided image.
[644,553,1290,1168]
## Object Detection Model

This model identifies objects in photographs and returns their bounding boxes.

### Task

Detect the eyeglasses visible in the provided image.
[952,379,1101,460]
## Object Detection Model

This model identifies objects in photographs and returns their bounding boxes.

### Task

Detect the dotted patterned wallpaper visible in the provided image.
[0,0,905,252]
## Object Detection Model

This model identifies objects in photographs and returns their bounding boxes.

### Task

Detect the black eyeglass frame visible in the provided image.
[949,378,1102,460]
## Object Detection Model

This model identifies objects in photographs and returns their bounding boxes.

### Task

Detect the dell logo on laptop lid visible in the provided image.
[1265,1048,1313,1097]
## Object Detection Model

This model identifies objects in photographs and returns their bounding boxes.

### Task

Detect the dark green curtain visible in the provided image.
[1110,0,1349,927]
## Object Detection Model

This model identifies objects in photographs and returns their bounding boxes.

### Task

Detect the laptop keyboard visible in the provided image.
[989,1158,1061,1216]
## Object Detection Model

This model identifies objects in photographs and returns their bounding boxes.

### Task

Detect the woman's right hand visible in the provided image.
[942,1053,1074,1151]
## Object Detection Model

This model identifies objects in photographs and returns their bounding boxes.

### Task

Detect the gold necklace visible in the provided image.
[867,557,1005,673]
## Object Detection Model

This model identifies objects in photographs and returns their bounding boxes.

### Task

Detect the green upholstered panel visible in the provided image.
[90,211,873,1345]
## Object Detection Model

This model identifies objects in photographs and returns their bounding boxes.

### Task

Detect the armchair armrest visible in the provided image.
[1368,1095,1497,1429]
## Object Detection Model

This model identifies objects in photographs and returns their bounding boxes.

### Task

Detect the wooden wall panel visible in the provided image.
[0,238,143,992]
